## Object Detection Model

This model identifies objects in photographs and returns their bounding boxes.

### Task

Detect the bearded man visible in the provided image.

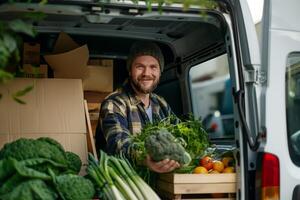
[95,41,180,173]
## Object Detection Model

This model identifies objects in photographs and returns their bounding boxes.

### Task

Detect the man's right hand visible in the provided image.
[144,155,180,173]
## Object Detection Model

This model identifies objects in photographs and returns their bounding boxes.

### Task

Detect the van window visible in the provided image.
[189,54,234,141]
[286,52,300,166]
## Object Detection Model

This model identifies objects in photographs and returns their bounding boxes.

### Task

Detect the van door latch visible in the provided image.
[244,68,266,84]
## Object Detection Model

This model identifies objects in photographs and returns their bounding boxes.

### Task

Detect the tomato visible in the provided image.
[200,156,213,170]
[212,160,225,172]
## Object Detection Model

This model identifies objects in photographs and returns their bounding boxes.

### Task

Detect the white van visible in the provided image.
[1,0,300,199]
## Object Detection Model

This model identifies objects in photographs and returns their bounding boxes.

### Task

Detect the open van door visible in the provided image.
[257,0,300,199]
[221,0,262,199]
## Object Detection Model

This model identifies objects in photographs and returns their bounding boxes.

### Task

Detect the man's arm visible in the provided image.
[98,99,133,158]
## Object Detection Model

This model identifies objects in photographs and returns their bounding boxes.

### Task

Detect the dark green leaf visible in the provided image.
[0,69,14,83]
[0,179,57,200]
[13,85,34,97]
[8,19,36,37]
[13,96,26,104]
[0,174,25,194]
[3,33,17,53]
[0,158,16,182]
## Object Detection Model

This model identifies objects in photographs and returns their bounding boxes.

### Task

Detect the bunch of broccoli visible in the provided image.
[0,137,95,200]
[145,128,192,165]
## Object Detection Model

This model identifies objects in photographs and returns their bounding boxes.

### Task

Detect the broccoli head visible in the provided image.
[144,128,191,165]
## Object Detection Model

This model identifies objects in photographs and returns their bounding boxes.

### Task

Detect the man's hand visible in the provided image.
[145,155,180,173]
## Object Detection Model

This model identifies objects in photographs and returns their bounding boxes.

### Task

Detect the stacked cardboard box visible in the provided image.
[0,78,89,174]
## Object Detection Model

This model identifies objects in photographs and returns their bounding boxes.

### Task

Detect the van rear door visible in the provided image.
[259,0,300,199]
[220,0,262,199]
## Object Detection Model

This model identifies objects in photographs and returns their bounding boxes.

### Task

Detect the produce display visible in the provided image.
[0,116,236,200]
[0,137,95,200]
[193,151,235,174]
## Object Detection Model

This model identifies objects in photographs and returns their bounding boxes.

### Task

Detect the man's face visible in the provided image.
[130,55,161,94]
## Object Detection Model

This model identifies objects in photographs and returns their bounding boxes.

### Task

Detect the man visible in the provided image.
[95,41,180,173]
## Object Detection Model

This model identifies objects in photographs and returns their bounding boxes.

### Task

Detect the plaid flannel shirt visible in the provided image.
[95,81,174,159]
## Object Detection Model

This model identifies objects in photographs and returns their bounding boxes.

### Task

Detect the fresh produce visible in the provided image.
[212,160,224,173]
[193,148,236,174]
[221,157,234,167]
[199,156,213,170]
[87,151,160,200]
[193,166,208,174]
[53,174,95,200]
[223,166,235,173]
[65,151,82,174]
[131,115,209,164]
[0,137,67,166]
[0,137,95,200]
[0,179,58,200]
[144,128,191,165]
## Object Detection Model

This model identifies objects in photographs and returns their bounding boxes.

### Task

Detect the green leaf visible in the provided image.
[13,85,34,97]
[0,69,14,83]
[145,0,152,12]
[39,0,48,5]
[158,0,164,14]
[3,33,17,53]
[8,19,36,37]
[12,85,34,104]
[13,96,26,104]
[23,11,47,21]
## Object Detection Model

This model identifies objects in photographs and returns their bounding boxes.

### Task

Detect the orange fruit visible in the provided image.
[200,156,213,170]
[212,160,224,172]
[222,157,234,167]
[193,166,208,174]
[223,166,235,173]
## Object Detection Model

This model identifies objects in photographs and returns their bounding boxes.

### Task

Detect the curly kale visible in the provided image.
[65,151,82,174]
[144,128,191,165]
[0,138,67,167]
[0,138,94,200]
[55,174,95,200]
[0,179,57,200]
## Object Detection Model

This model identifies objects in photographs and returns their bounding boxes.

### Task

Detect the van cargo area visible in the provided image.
[0,1,246,200]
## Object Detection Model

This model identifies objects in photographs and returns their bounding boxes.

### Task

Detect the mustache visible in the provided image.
[138,75,155,81]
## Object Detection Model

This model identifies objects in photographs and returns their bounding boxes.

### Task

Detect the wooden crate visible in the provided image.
[157,173,236,200]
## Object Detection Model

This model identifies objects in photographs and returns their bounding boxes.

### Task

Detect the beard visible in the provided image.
[130,74,160,94]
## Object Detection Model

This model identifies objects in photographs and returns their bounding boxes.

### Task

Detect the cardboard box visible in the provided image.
[157,173,236,199]
[83,59,114,92]
[0,78,88,173]
[23,42,40,65]
[44,32,88,79]
[23,64,48,78]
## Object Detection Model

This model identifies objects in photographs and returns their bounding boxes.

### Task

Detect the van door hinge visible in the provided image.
[244,68,266,84]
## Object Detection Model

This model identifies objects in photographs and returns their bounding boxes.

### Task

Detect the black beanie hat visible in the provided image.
[127,41,164,72]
